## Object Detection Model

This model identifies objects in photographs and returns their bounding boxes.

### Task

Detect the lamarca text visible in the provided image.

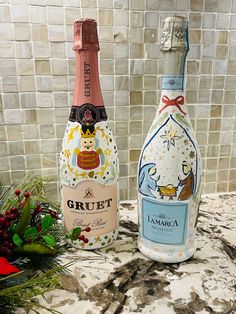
[148,215,178,227]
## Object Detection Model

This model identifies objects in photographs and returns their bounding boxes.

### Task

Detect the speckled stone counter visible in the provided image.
[27,194,236,314]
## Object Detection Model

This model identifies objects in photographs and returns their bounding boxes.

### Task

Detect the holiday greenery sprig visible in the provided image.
[0,190,59,257]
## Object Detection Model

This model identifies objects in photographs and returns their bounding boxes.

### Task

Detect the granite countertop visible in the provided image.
[26,194,235,314]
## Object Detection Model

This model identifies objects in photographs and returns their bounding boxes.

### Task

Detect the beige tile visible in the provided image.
[147,0,175,10]
[0,5,10,22]
[114,0,128,9]
[21,93,37,108]
[2,76,19,93]
[52,59,67,75]
[144,91,156,105]
[42,154,57,168]
[23,109,38,124]
[32,24,48,41]
[12,5,29,22]
[190,0,204,11]
[202,13,216,29]
[0,157,10,171]
[33,42,50,58]
[189,13,201,29]
[216,13,230,29]
[26,155,41,169]
[216,45,228,59]
[3,93,20,109]
[65,8,81,25]
[115,9,128,26]
[217,31,228,44]
[224,91,235,104]
[130,12,144,27]
[115,121,128,135]
[48,25,65,42]
[130,91,142,105]
[227,60,236,74]
[145,12,159,28]
[30,6,47,24]
[25,140,40,154]
[99,9,113,26]
[130,149,141,162]
[10,156,25,170]
[115,91,129,106]
[16,42,32,58]
[114,27,128,43]
[22,125,39,139]
[48,7,64,24]
[17,59,34,76]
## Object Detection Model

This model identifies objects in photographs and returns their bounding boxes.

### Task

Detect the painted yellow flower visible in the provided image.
[64,149,71,158]
[104,148,111,156]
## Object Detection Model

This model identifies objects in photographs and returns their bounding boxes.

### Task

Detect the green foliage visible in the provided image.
[15,242,56,255]
[66,227,81,242]
[42,214,54,231]
[13,234,23,247]
[0,262,73,314]
[15,198,31,236]
[24,226,38,239]
[42,235,57,248]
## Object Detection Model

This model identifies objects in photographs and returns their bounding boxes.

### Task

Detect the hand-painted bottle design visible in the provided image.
[137,16,202,263]
[60,19,119,249]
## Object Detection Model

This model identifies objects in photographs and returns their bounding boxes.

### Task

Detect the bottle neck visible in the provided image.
[161,50,188,91]
[73,49,104,107]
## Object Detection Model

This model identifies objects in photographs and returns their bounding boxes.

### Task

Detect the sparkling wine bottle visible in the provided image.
[137,16,202,263]
[60,19,119,249]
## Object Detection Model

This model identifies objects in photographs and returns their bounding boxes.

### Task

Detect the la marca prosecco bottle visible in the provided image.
[137,16,202,263]
[60,19,119,249]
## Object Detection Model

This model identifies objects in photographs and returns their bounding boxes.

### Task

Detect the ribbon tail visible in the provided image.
[176,104,187,116]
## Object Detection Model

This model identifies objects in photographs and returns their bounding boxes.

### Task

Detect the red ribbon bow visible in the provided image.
[159,95,186,116]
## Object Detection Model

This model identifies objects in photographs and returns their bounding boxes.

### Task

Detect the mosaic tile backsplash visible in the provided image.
[0,0,236,200]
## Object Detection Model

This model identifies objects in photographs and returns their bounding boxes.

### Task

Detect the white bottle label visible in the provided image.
[62,181,118,246]
[142,197,188,245]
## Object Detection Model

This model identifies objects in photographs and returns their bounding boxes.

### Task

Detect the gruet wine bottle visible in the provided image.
[137,16,202,263]
[60,19,119,249]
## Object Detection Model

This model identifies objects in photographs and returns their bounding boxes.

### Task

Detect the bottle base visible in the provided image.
[138,238,195,263]
[68,228,119,250]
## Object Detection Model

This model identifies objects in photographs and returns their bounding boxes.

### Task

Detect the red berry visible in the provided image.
[34,206,42,213]
[10,207,18,214]
[15,189,21,196]
[79,235,85,241]
[1,231,9,239]
[5,248,13,257]
[24,192,30,198]
[84,227,91,232]
[50,211,58,219]
[9,213,17,221]
[37,225,42,232]
[0,217,6,226]
[5,241,14,250]
[6,210,11,216]
[5,221,11,228]
[83,238,89,243]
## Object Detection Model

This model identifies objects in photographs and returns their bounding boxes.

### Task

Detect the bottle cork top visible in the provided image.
[73,18,99,51]
[160,16,189,52]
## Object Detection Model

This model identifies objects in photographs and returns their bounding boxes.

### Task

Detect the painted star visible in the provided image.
[160,127,182,151]
[184,139,189,145]
[95,236,101,243]
[189,151,195,159]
